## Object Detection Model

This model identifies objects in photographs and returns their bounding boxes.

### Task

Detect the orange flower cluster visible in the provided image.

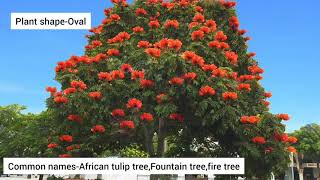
[64,87,77,95]
[156,93,166,104]
[220,1,236,8]
[202,64,217,72]
[91,125,106,133]
[54,96,68,104]
[208,40,229,49]
[46,86,57,95]
[140,113,154,122]
[149,20,160,28]
[287,146,297,153]
[140,79,154,88]
[264,92,272,98]
[110,14,121,21]
[252,136,266,144]
[164,20,179,29]
[121,64,133,72]
[135,8,147,16]
[225,51,238,64]
[222,92,238,100]
[182,51,205,66]
[67,114,82,123]
[86,40,103,50]
[107,48,120,56]
[88,91,102,100]
[138,41,151,48]
[98,72,113,81]
[191,30,205,41]
[277,114,290,121]
[240,116,260,124]
[59,135,73,143]
[193,13,205,23]
[48,143,58,149]
[133,26,144,33]
[127,98,143,109]
[70,80,87,90]
[215,31,228,42]
[169,77,184,86]
[229,16,240,30]
[120,120,135,129]
[199,86,216,96]
[248,65,264,74]
[182,72,197,81]
[111,109,125,117]
[169,113,184,122]
[288,136,298,144]
[107,32,130,44]
[237,83,251,92]
[131,70,144,80]
[145,48,161,57]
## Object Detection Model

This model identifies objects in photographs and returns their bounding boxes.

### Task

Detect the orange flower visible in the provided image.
[127,98,142,109]
[145,48,161,57]
[202,64,217,72]
[277,114,290,121]
[111,70,125,79]
[59,154,72,158]
[131,70,145,80]
[67,114,82,123]
[91,40,103,47]
[140,113,154,122]
[287,136,298,144]
[120,120,135,129]
[46,86,57,95]
[47,143,58,149]
[200,26,211,34]
[91,125,106,133]
[264,92,272,98]
[111,109,125,117]
[140,79,154,88]
[136,8,147,16]
[225,51,238,64]
[247,52,256,58]
[70,80,87,90]
[149,20,160,28]
[205,20,217,31]
[168,39,182,50]
[215,31,227,42]
[221,1,236,8]
[164,20,179,29]
[110,14,121,21]
[133,26,144,33]
[59,135,73,143]
[220,42,230,49]
[88,91,102,100]
[181,51,205,66]
[156,93,166,104]
[191,30,205,41]
[208,40,221,49]
[107,49,120,56]
[248,65,264,74]
[199,86,216,96]
[287,146,297,153]
[229,16,240,30]
[240,116,260,124]
[54,96,68,104]
[193,13,205,23]
[252,136,266,144]
[169,77,184,86]
[137,41,151,48]
[212,68,227,78]
[169,113,184,122]
[98,72,113,81]
[222,92,238,100]
[108,32,130,44]
[237,83,251,92]
[182,72,197,81]
[121,64,133,72]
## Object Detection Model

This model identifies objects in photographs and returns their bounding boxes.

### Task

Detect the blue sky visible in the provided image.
[0,0,319,132]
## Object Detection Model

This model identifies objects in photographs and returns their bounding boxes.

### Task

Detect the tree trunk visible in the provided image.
[157,118,166,156]
[96,174,102,180]
[38,174,43,180]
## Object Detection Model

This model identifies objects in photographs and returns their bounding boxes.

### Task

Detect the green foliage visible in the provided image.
[292,123,320,162]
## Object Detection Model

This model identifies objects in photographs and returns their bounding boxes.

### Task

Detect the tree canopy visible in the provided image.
[44,0,297,178]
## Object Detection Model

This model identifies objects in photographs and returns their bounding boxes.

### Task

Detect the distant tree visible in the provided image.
[0,104,52,176]
[292,123,320,162]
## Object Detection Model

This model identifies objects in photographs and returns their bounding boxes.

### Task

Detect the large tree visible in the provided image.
[45,0,296,178]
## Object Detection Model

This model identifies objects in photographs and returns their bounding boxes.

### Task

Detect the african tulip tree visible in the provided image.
[46,0,297,177]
